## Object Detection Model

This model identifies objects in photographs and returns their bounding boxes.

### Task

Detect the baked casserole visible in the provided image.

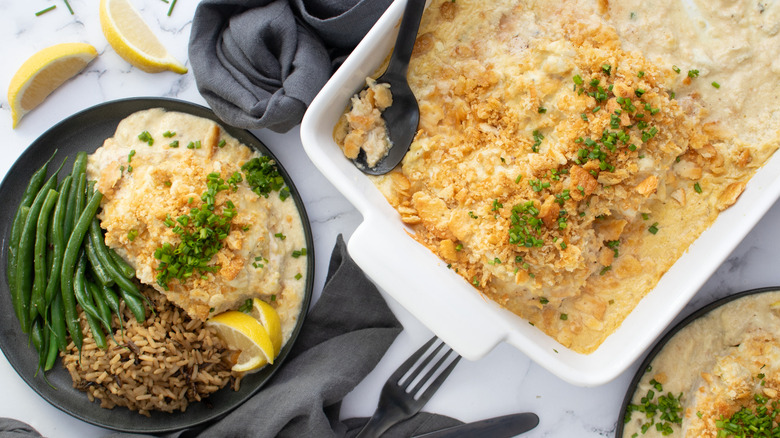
[335,0,780,353]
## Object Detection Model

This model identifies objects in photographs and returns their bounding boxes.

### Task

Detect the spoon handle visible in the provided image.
[384,0,426,78]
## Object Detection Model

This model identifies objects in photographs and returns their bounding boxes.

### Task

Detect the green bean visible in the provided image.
[74,173,86,220]
[108,249,135,279]
[30,189,58,323]
[45,212,54,282]
[13,152,55,224]
[30,319,44,374]
[60,262,82,353]
[8,152,55,291]
[85,312,106,349]
[63,185,77,239]
[50,293,68,352]
[64,152,87,237]
[85,231,114,287]
[101,283,120,316]
[73,241,110,334]
[8,206,29,322]
[15,171,59,333]
[44,176,72,306]
[87,279,112,333]
[44,324,59,371]
[88,219,142,300]
[101,283,123,336]
[120,288,146,323]
[70,151,87,176]
[60,191,103,351]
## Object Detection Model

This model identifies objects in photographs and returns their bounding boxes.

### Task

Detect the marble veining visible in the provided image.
[2,0,780,436]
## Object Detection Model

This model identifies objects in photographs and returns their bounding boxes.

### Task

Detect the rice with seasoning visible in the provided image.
[61,288,242,416]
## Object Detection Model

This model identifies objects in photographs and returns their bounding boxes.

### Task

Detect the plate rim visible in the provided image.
[0,97,315,433]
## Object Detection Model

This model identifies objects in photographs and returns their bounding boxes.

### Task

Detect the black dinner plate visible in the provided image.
[615,286,780,437]
[0,98,315,433]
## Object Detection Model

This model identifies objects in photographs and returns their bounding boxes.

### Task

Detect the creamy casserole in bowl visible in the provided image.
[619,289,780,437]
[301,0,780,385]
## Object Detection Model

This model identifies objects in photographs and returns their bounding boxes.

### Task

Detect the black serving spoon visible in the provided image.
[353,0,425,175]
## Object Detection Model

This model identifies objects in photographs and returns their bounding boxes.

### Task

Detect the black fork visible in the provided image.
[355,336,462,438]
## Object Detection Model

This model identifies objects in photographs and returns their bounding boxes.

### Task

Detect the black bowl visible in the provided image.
[0,97,315,434]
[615,286,780,437]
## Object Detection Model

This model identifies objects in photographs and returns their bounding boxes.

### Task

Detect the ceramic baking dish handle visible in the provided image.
[347,215,506,360]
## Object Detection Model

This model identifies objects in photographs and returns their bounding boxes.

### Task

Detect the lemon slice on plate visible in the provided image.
[208,311,276,373]
[8,43,97,128]
[249,298,283,356]
[99,0,187,74]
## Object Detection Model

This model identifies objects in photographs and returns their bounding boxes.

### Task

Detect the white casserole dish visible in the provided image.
[300,0,780,386]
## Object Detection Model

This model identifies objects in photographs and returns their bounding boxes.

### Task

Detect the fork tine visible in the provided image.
[389,336,438,383]
[409,348,461,401]
[398,340,446,386]
[355,336,462,438]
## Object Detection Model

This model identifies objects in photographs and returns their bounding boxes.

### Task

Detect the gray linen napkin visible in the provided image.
[189,0,392,132]
[0,236,461,437]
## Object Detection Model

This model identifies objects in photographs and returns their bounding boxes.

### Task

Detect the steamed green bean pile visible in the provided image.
[7,151,147,374]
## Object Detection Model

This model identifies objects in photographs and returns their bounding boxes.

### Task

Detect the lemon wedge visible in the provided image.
[208,311,275,373]
[99,0,187,74]
[8,43,97,128]
[250,298,283,356]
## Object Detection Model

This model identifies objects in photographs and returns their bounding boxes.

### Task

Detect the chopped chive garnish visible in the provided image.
[63,0,73,14]
[672,65,681,74]
[138,131,154,145]
[35,5,56,15]
[687,69,700,78]
[163,131,175,138]
[711,81,720,89]
[218,139,226,148]
[169,140,179,148]
[694,182,702,193]
[648,222,659,234]
[238,299,252,313]
[167,0,177,16]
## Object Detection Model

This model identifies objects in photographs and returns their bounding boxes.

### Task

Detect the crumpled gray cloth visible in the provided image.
[189,0,392,132]
[0,236,461,438]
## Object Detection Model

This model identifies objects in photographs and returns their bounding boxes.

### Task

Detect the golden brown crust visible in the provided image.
[356,0,774,353]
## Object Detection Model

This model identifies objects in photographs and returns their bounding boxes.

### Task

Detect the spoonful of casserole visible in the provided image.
[334,0,425,175]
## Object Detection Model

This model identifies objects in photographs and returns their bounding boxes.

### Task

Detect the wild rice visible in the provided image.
[62,289,241,416]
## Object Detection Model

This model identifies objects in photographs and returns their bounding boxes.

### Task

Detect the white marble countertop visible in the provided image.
[1,0,779,436]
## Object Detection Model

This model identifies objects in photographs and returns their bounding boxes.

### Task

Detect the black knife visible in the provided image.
[411,412,539,438]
